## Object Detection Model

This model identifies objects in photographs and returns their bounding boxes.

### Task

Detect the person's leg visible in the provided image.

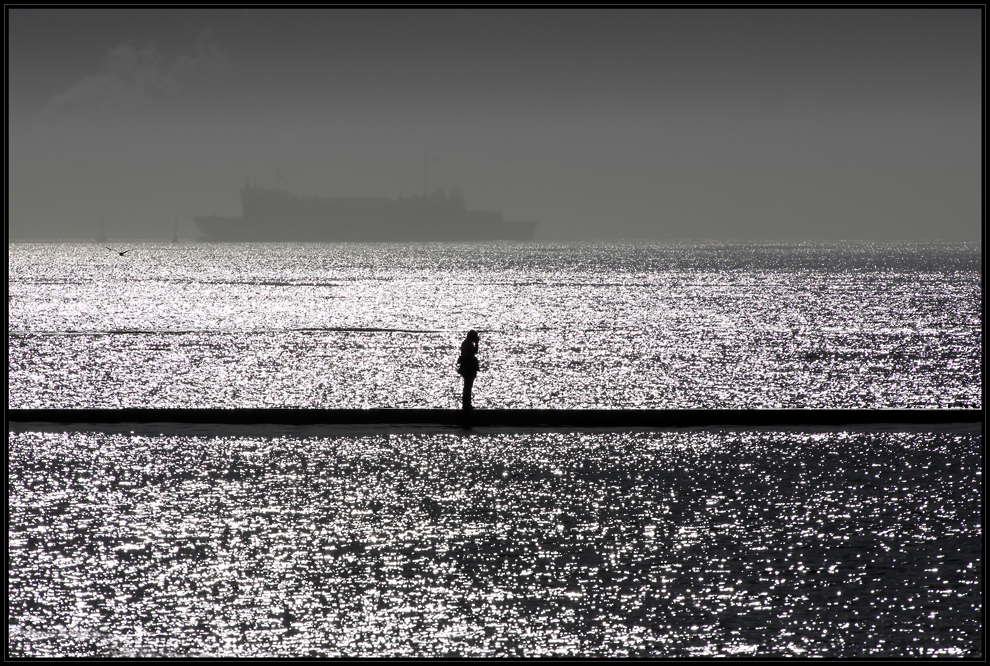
[462,376,474,409]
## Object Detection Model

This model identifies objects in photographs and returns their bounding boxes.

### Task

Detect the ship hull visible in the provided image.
[194,187,537,242]
[194,214,537,242]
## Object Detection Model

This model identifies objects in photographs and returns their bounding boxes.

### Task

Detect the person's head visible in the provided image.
[467,330,479,341]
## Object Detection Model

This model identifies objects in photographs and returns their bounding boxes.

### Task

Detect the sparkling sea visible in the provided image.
[7,240,983,657]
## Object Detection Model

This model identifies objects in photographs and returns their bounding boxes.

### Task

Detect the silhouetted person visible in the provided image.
[456,330,480,410]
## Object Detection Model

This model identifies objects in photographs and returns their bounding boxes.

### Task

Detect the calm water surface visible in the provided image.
[7,241,983,657]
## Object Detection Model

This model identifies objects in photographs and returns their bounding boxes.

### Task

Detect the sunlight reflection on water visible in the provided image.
[7,241,983,409]
[7,241,983,657]
[7,427,982,658]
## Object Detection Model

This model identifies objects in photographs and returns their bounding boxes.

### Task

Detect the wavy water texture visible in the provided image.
[7,241,982,657]
[7,241,982,409]
[7,428,981,658]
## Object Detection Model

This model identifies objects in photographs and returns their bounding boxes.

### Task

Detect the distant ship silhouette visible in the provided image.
[194,184,537,242]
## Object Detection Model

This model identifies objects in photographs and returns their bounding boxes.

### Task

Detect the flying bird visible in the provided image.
[105,246,133,256]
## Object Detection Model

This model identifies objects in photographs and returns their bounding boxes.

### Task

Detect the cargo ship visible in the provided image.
[194,184,537,242]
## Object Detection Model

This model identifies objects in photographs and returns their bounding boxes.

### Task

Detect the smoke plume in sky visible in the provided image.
[7,8,982,241]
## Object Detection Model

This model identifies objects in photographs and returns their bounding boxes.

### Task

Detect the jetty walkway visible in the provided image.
[7,408,982,429]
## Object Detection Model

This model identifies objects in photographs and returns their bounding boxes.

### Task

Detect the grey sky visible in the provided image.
[7,8,982,241]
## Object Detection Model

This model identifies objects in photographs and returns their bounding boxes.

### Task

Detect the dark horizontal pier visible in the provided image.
[6,408,982,429]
